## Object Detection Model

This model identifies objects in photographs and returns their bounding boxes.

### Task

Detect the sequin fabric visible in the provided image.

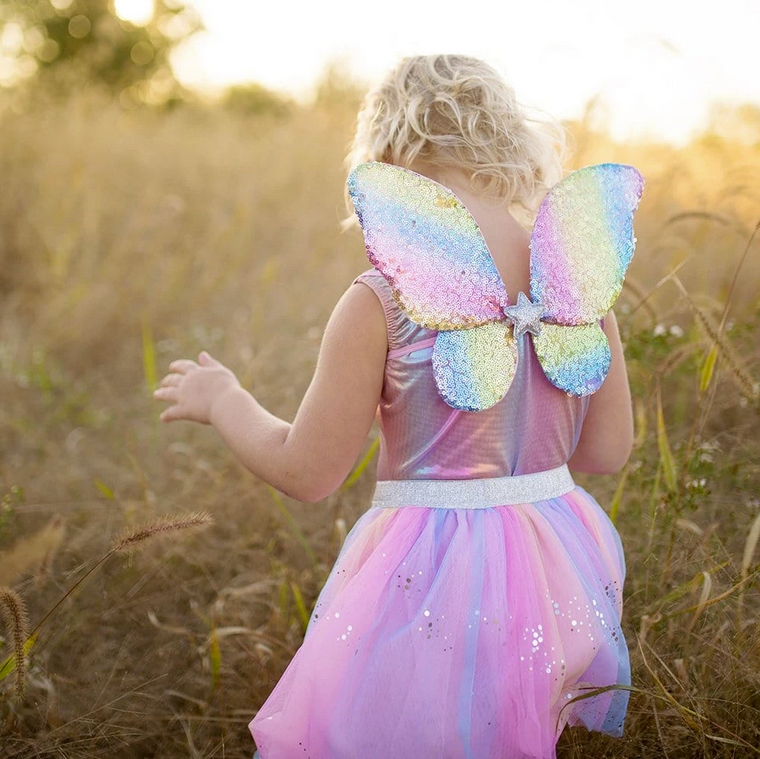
[346,161,509,330]
[432,321,518,411]
[530,163,644,325]
[533,322,612,396]
[347,160,645,408]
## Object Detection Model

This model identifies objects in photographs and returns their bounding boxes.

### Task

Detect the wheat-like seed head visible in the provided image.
[111,510,214,554]
[0,587,30,700]
[673,277,759,400]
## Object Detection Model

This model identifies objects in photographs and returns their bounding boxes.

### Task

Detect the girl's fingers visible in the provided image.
[198,351,221,366]
[159,405,183,422]
[169,359,198,374]
[159,373,182,388]
[153,386,179,402]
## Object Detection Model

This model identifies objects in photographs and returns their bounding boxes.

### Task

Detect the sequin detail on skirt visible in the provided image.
[249,483,631,759]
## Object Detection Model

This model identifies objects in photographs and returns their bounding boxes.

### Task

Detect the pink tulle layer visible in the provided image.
[250,485,629,759]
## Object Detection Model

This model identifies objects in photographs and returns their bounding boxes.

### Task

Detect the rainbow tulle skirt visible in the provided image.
[250,465,630,759]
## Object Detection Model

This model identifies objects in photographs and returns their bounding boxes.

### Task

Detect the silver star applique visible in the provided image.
[502,291,546,340]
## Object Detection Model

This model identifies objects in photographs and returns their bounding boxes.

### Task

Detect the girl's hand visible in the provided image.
[153,351,241,425]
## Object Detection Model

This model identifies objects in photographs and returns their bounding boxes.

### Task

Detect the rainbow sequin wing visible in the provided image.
[432,323,518,412]
[529,163,644,396]
[348,161,518,411]
[532,322,612,396]
[347,162,508,329]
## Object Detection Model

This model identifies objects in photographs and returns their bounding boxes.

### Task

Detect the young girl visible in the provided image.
[154,55,637,759]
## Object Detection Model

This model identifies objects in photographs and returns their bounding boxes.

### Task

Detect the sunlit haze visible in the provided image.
[133,0,758,146]
[113,0,155,26]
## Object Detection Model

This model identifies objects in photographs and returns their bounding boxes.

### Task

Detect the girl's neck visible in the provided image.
[405,158,529,236]
[403,158,532,296]
[406,160,470,192]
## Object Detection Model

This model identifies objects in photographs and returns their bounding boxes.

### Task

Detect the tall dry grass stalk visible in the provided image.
[26,510,214,639]
[0,510,213,708]
[672,274,758,401]
[111,510,214,554]
[0,587,30,699]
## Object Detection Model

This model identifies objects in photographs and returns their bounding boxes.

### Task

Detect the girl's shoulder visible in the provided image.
[352,266,386,287]
[351,267,431,351]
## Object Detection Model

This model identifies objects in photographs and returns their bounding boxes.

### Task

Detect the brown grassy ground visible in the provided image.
[0,91,759,757]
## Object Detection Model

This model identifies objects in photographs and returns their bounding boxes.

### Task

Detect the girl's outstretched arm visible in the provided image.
[154,282,387,502]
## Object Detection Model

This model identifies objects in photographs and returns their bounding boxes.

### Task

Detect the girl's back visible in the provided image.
[355,266,594,479]
[355,160,600,482]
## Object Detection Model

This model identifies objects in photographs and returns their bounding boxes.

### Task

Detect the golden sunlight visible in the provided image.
[113,0,154,26]
[172,0,760,147]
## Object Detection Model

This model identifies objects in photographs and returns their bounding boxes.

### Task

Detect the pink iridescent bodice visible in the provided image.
[354,268,595,480]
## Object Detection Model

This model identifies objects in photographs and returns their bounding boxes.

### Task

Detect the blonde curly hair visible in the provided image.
[342,54,573,230]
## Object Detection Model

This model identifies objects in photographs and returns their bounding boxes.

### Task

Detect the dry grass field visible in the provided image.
[1,88,759,757]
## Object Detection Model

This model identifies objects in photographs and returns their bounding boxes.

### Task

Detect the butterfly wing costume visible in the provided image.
[347,161,644,411]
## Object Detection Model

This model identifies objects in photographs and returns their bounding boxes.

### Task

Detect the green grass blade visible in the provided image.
[0,633,37,681]
[93,479,114,499]
[290,580,310,633]
[656,388,677,492]
[609,463,629,524]
[341,436,380,491]
[699,344,719,392]
[141,316,157,393]
[265,484,318,566]
[209,626,221,689]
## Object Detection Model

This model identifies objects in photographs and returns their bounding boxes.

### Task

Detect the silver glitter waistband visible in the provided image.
[370,464,576,509]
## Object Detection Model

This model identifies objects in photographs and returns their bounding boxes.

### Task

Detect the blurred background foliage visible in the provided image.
[0,0,201,104]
